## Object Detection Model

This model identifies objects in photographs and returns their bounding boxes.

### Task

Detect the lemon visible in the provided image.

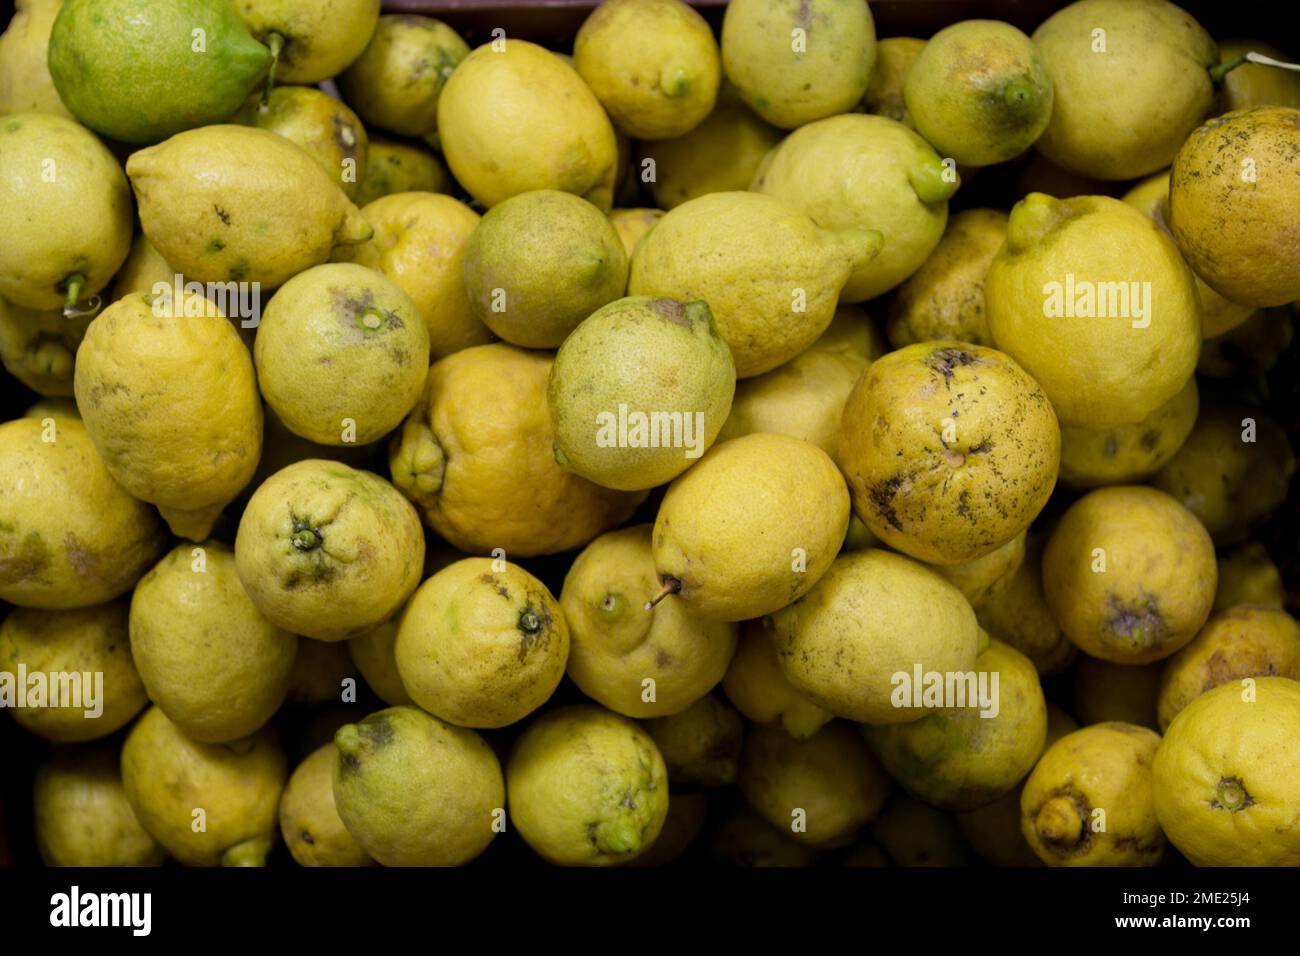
[347,611,412,707]
[862,37,925,125]
[396,557,568,728]
[887,209,1007,348]
[284,638,355,705]
[234,0,380,85]
[868,796,974,866]
[1073,656,1161,729]
[235,85,369,201]
[464,190,628,349]
[609,208,664,258]
[235,460,425,641]
[644,694,743,788]
[708,803,815,867]
[904,20,1053,167]
[716,305,883,463]
[389,344,642,557]
[1043,486,1216,664]
[739,721,891,849]
[0,113,132,311]
[48,0,271,144]
[23,398,79,421]
[1217,38,1300,111]
[976,535,1076,675]
[438,39,618,209]
[1157,607,1300,731]
[984,193,1200,428]
[752,113,957,302]
[507,705,668,866]
[560,525,737,717]
[0,601,146,741]
[255,262,429,446]
[34,744,164,867]
[651,433,850,622]
[1031,0,1217,180]
[129,541,296,743]
[549,297,735,490]
[122,705,287,867]
[769,549,980,725]
[927,531,1026,612]
[721,0,876,129]
[0,0,72,118]
[0,417,165,609]
[127,125,372,289]
[866,640,1046,811]
[840,342,1059,566]
[722,620,832,739]
[1057,375,1199,488]
[356,137,451,206]
[0,297,90,396]
[575,0,720,140]
[74,291,262,540]
[1151,401,1295,546]
[1153,677,1300,865]
[337,192,493,359]
[1120,171,1254,338]
[956,703,1079,867]
[1214,542,1285,613]
[1198,308,1292,381]
[280,743,372,867]
[333,706,503,866]
[629,190,881,377]
[639,87,781,210]
[1021,722,1165,866]
[339,14,467,138]
[1169,107,1300,307]
[629,792,708,866]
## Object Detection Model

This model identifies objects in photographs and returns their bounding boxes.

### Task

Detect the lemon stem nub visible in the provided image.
[518,608,542,633]
[1003,78,1036,111]
[1036,795,1084,847]
[644,577,681,611]
[262,32,286,107]
[291,528,320,551]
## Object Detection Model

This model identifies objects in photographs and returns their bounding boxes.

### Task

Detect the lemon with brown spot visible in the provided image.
[235,460,425,642]
[840,342,1059,566]
[1043,486,1216,664]
[0,417,166,609]
[1021,721,1165,866]
[396,558,568,729]
[1157,607,1300,731]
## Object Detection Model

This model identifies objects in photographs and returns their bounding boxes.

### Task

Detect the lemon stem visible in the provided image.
[261,32,285,107]
[1209,55,1248,85]
[644,577,681,611]
[61,273,85,314]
